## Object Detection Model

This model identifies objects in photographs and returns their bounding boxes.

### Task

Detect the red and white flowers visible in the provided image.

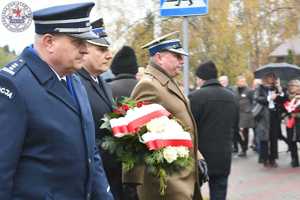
[142,116,192,163]
[101,98,193,196]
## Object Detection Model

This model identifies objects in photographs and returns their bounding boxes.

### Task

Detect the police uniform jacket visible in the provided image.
[124,64,202,200]
[0,47,113,200]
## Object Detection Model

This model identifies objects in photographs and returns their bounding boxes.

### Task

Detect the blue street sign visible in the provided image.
[160,0,208,17]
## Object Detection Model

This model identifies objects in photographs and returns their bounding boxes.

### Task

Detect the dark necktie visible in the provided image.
[61,79,68,90]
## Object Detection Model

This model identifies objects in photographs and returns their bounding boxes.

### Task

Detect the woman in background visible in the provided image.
[282,80,300,167]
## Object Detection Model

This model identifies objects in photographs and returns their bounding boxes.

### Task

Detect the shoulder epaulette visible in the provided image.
[0,58,25,76]
[143,74,154,81]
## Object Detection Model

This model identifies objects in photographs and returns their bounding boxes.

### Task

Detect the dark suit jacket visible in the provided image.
[78,68,122,199]
[0,47,113,200]
[78,68,113,139]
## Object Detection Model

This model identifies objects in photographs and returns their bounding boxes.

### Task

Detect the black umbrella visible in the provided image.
[254,62,300,80]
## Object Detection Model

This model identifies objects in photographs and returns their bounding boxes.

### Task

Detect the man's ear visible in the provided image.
[154,52,163,65]
[41,34,56,53]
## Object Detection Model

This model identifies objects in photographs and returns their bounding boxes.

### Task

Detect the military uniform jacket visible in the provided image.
[125,64,202,200]
[0,47,113,200]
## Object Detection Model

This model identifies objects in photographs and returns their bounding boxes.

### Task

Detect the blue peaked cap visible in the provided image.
[142,32,188,56]
[33,2,97,40]
[148,39,182,56]
[93,28,106,36]
[87,18,110,47]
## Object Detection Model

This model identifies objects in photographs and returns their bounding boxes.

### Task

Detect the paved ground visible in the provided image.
[201,141,300,200]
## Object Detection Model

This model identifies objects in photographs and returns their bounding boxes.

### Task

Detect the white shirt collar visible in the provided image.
[48,65,66,81]
[90,75,99,83]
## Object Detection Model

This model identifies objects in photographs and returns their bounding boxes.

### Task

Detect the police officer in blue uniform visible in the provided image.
[0,2,114,200]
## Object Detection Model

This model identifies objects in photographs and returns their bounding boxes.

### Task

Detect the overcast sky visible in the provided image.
[0,0,154,54]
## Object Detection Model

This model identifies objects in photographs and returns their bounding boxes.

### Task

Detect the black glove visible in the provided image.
[198,159,209,185]
[122,183,139,200]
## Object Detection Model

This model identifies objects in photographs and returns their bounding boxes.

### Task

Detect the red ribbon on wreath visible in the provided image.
[111,109,170,137]
[145,139,193,150]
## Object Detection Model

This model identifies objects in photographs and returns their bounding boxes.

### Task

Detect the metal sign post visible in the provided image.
[183,17,189,95]
[160,0,209,96]
[153,1,162,38]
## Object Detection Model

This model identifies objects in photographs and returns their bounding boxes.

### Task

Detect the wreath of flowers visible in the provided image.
[100,98,193,195]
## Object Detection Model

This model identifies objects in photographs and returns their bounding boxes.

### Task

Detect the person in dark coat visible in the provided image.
[0,3,113,199]
[233,75,255,157]
[109,46,139,99]
[189,61,239,200]
[254,73,283,168]
[78,18,123,199]
[219,75,240,153]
